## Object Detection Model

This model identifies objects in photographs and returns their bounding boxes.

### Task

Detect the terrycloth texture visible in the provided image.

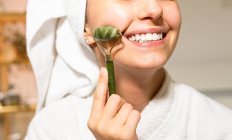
[26,0,99,111]
[25,74,232,140]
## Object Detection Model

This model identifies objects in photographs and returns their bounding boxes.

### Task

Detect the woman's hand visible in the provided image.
[88,68,141,140]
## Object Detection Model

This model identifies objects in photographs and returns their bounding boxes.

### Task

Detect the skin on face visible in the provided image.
[85,0,182,71]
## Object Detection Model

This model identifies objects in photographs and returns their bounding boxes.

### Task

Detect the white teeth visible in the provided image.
[135,34,140,41]
[146,33,153,41]
[128,33,163,42]
[140,34,146,42]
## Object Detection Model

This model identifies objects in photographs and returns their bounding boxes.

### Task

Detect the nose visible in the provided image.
[137,0,163,21]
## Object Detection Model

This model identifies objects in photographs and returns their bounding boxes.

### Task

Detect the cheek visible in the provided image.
[163,5,182,30]
[103,8,131,29]
[87,3,132,32]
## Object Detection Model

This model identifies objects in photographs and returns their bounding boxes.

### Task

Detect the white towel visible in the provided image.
[26,0,99,111]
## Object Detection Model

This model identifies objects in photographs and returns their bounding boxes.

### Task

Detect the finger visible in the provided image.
[114,103,133,125]
[124,110,141,131]
[101,94,126,120]
[90,67,108,120]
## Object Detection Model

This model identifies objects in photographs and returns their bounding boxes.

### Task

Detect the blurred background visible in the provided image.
[0,0,36,140]
[0,0,231,140]
[166,0,232,108]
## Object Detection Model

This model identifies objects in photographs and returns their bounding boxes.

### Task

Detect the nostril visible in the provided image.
[137,0,163,21]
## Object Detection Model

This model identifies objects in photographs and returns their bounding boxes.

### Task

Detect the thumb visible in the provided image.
[91,67,108,117]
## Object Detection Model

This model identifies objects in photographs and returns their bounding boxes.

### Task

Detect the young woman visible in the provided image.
[25,0,232,139]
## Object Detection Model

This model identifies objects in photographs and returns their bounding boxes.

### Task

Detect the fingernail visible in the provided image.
[100,67,107,77]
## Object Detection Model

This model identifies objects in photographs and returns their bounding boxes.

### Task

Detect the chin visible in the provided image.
[115,56,168,71]
[134,54,168,68]
[134,61,166,70]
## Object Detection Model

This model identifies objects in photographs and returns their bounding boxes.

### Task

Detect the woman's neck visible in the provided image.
[114,64,165,112]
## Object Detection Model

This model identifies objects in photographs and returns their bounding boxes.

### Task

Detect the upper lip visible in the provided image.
[123,27,168,38]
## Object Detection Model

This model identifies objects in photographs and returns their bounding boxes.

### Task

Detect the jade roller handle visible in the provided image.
[106,55,116,96]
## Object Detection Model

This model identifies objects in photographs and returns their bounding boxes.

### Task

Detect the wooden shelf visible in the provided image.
[0,104,36,114]
[0,12,26,22]
[0,12,30,140]
[0,12,26,93]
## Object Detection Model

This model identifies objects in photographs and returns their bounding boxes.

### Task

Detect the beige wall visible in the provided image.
[0,0,26,12]
[166,0,232,92]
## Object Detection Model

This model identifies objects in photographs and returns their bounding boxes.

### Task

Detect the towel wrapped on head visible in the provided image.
[26,0,99,112]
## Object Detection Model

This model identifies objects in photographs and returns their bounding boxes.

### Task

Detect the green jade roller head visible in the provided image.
[93,26,122,61]
[93,26,122,95]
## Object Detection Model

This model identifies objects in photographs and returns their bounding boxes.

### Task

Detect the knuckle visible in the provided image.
[93,91,101,100]
[121,133,131,140]
[109,94,122,103]
[107,127,120,139]
[108,127,117,135]
[87,120,95,131]
[96,123,105,134]
[124,103,133,110]
[132,110,141,118]
[110,94,121,100]
[122,133,135,140]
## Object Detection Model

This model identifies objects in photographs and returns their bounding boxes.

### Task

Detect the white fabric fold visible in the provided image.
[25,71,232,140]
[26,0,99,111]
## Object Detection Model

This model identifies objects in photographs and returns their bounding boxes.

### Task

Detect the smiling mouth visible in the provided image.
[126,32,167,43]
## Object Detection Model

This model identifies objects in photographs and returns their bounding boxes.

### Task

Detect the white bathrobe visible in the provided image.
[25,73,232,140]
[25,0,232,139]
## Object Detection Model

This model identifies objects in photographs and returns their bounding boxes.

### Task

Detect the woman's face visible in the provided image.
[85,0,181,70]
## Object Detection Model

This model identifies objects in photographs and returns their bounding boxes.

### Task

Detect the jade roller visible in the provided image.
[93,26,122,96]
